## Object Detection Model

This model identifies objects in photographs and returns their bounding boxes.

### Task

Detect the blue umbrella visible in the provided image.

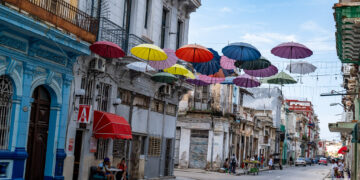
[192,48,221,75]
[223,69,235,77]
[222,42,261,61]
[221,77,236,84]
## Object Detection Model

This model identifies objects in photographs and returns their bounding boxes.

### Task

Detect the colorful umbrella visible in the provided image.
[235,57,271,70]
[233,74,261,88]
[186,76,210,86]
[338,146,348,154]
[222,42,261,61]
[151,72,178,83]
[90,41,126,58]
[221,77,236,84]
[126,62,155,72]
[192,48,221,75]
[130,44,167,61]
[176,44,213,63]
[163,64,195,79]
[198,74,225,84]
[220,56,236,70]
[244,65,278,77]
[286,61,317,74]
[271,42,313,59]
[148,49,178,70]
[263,71,297,85]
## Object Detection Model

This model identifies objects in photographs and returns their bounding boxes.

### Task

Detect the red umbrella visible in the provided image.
[338,146,348,154]
[90,41,126,58]
[175,44,213,63]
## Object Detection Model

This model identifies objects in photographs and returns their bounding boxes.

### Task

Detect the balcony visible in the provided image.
[1,0,98,43]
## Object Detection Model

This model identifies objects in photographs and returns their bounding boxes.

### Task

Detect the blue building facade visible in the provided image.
[0,4,89,179]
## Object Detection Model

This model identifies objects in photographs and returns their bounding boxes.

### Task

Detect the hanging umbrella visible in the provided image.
[263,71,297,85]
[148,49,178,70]
[338,146,348,154]
[286,61,317,74]
[163,64,195,79]
[192,48,221,75]
[244,65,278,77]
[233,74,261,88]
[221,77,236,84]
[198,74,225,84]
[186,76,210,86]
[90,41,126,58]
[235,57,271,70]
[126,62,155,72]
[130,44,167,61]
[220,56,236,70]
[222,42,261,61]
[151,72,178,83]
[271,42,313,59]
[176,44,213,63]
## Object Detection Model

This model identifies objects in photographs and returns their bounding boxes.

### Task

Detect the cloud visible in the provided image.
[219,7,232,13]
[240,33,297,45]
[300,21,329,34]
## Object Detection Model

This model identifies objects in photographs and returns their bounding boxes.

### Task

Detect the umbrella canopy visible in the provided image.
[126,62,155,72]
[198,74,225,84]
[90,41,126,58]
[286,61,317,74]
[244,65,278,77]
[263,71,297,85]
[233,74,261,88]
[221,77,236,84]
[235,57,271,70]
[271,42,313,59]
[192,48,221,75]
[163,64,195,79]
[148,49,178,70]
[222,42,261,61]
[130,44,167,61]
[186,76,210,86]
[338,146,348,154]
[151,72,178,83]
[220,56,236,70]
[176,44,213,63]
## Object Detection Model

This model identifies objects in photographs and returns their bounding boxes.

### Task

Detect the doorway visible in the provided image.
[164,139,172,176]
[72,130,83,180]
[25,86,51,180]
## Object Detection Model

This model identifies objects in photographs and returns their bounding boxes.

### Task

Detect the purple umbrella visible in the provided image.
[244,65,278,77]
[149,49,178,70]
[186,76,211,86]
[233,74,260,88]
[198,74,225,84]
[271,42,313,59]
[220,56,236,70]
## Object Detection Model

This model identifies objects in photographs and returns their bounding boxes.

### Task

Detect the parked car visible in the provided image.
[314,157,320,164]
[305,158,312,166]
[318,157,328,166]
[295,157,306,166]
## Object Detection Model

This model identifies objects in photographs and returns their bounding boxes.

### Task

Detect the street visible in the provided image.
[174,165,331,180]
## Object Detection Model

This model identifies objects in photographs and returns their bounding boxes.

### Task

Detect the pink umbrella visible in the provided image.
[149,49,178,70]
[90,41,125,58]
[233,74,260,88]
[271,42,313,59]
[244,65,278,77]
[220,56,236,70]
[198,74,225,84]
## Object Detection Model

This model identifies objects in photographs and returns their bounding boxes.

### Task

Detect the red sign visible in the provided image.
[68,138,74,151]
[90,137,97,153]
[77,105,91,124]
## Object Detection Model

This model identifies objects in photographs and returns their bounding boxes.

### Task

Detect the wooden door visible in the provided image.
[25,86,51,180]
[72,130,83,180]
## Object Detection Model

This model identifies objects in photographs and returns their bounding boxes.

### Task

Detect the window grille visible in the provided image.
[148,137,161,157]
[98,82,111,111]
[96,138,109,159]
[117,88,131,105]
[113,139,126,159]
[0,76,12,150]
[166,104,177,116]
[79,77,93,105]
[133,95,150,109]
[151,100,164,113]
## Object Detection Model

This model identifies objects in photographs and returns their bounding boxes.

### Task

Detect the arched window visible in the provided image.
[0,75,13,150]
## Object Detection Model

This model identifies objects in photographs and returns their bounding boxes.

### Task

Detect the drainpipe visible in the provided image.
[159,101,167,177]
[126,92,135,178]
[124,0,132,53]
[210,112,214,170]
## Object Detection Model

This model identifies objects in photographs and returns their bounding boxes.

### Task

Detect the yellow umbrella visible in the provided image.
[164,64,195,79]
[130,44,167,61]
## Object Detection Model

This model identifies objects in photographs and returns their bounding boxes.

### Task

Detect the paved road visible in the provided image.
[173,165,331,180]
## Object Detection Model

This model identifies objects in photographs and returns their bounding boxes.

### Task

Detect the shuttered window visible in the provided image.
[79,77,93,105]
[98,82,111,111]
[133,95,150,109]
[151,100,164,113]
[166,104,177,116]
[96,139,109,159]
[0,76,13,150]
[148,137,161,157]
[113,139,126,159]
[118,88,131,105]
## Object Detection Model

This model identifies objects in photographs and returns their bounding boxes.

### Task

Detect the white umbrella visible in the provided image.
[286,61,317,74]
[126,62,155,72]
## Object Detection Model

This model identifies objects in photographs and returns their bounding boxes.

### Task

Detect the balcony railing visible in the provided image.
[1,0,98,43]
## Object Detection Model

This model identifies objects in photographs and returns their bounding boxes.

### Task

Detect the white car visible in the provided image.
[295,157,306,166]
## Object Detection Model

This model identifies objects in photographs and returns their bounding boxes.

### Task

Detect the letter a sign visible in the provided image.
[77,105,91,124]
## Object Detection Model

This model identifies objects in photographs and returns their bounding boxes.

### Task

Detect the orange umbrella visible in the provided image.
[175,44,213,63]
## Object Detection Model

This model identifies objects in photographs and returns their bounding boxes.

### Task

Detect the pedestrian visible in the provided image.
[289,156,293,166]
[260,154,264,169]
[230,154,237,174]
[268,156,273,170]
[331,159,338,180]
[223,158,230,173]
[116,158,127,180]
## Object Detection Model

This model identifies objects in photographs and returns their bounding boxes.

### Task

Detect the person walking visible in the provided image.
[230,154,237,174]
[338,160,344,178]
[260,154,264,169]
[268,156,273,170]
[331,159,338,180]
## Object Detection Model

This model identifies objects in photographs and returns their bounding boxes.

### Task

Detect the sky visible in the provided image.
[188,0,343,141]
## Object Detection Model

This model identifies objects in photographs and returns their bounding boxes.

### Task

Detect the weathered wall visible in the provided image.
[178,128,191,168]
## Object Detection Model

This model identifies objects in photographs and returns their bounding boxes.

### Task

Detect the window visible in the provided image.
[98,82,111,111]
[166,104,177,116]
[113,139,126,159]
[118,88,131,105]
[133,95,150,109]
[96,139,109,159]
[148,137,161,156]
[140,136,147,155]
[151,100,164,113]
[0,76,13,150]
[79,77,94,105]
[160,8,168,48]
[176,20,183,49]
[144,0,150,28]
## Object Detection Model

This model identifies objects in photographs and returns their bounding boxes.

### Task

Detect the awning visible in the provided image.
[93,110,132,139]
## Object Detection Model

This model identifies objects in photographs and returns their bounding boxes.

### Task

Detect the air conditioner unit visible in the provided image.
[89,57,106,72]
